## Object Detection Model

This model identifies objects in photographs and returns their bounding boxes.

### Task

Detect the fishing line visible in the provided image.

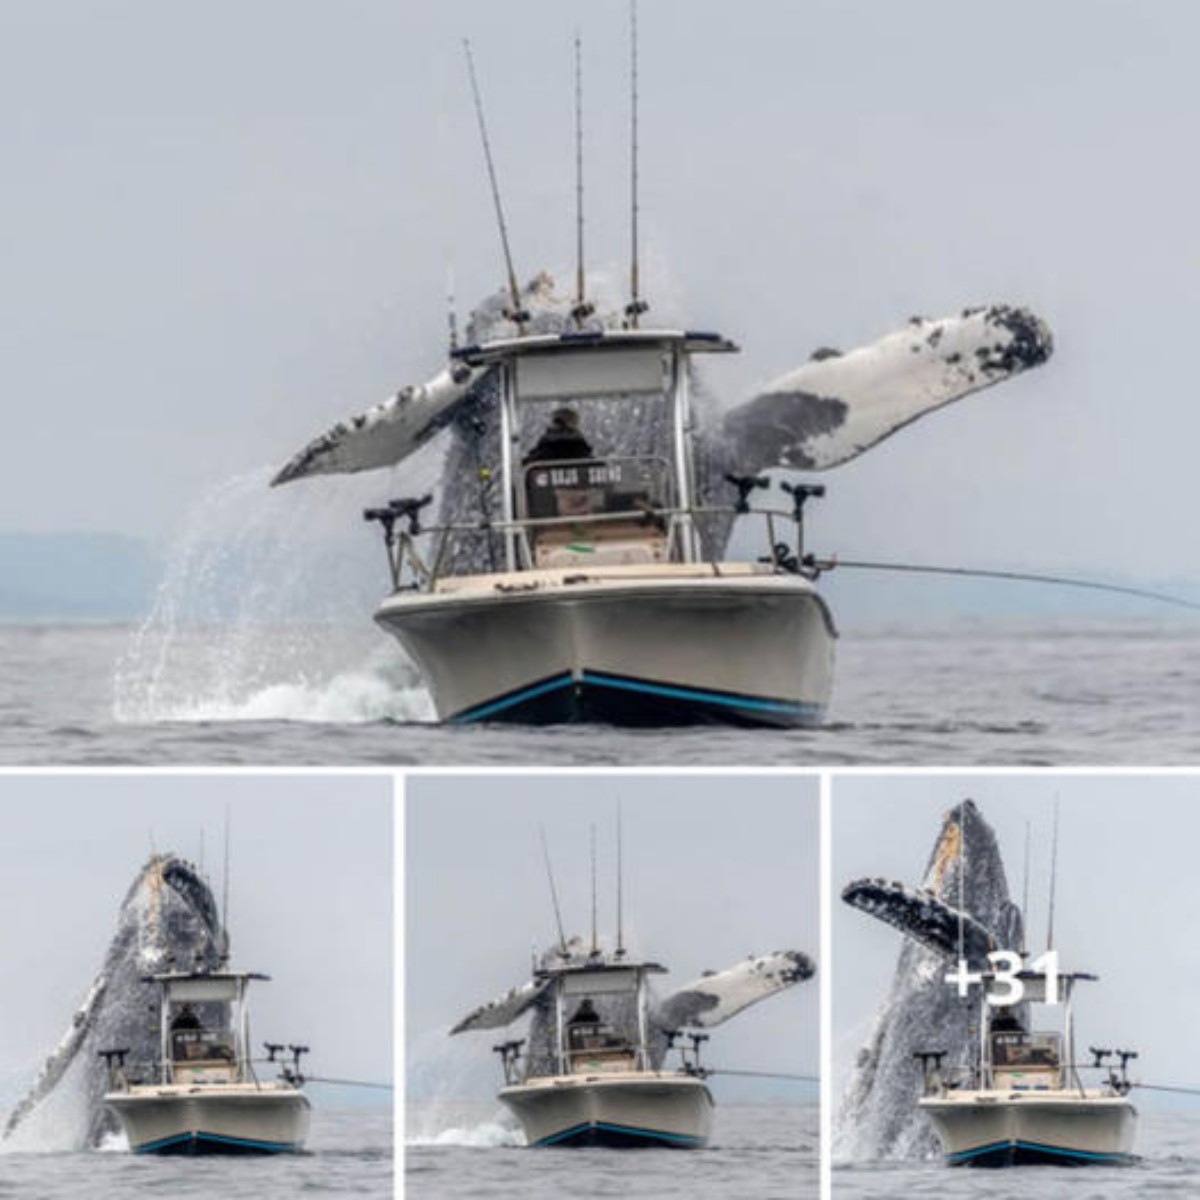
[705,1069,818,1083]
[815,558,1200,613]
[303,1075,395,1091]
[1132,1083,1200,1097]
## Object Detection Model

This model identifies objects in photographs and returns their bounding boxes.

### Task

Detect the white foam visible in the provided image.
[408,1120,523,1149]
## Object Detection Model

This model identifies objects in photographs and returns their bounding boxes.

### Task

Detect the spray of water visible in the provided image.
[113,460,443,724]
[406,1026,524,1148]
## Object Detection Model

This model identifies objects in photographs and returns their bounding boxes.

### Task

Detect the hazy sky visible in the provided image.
[833,775,1200,1111]
[0,773,392,1109]
[4,1,1200,587]
[406,773,818,1103]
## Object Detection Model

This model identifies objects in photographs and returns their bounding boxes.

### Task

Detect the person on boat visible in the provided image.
[524,406,593,464]
[171,1004,201,1032]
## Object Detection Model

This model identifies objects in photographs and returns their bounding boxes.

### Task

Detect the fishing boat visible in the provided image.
[492,951,715,1148]
[449,821,814,1148]
[270,16,1059,726]
[100,970,311,1155]
[916,960,1138,1167]
[364,329,836,726]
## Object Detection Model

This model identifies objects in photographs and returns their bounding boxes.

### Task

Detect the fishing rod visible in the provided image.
[808,557,1200,613]
[462,39,528,329]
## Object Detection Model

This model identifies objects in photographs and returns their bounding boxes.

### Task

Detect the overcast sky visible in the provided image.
[406,773,818,1104]
[0,773,392,1111]
[4,1,1200,587]
[833,775,1200,1111]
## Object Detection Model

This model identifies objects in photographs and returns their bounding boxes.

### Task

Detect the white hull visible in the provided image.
[920,1091,1137,1166]
[105,1084,311,1155]
[499,1072,714,1148]
[376,564,836,726]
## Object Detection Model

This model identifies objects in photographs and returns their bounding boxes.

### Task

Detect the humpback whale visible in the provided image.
[837,800,1024,1161]
[271,274,1053,575]
[4,853,227,1150]
[452,933,813,1078]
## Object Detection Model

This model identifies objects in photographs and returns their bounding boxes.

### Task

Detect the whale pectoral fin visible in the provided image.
[270,363,488,486]
[450,977,551,1035]
[720,305,1053,472]
[841,878,994,963]
[652,949,814,1030]
[3,974,109,1139]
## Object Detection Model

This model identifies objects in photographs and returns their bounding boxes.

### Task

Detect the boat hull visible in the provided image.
[920,1094,1137,1167]
[499,1073,714,1149]
[104,1087,311,1155]
[376,569,836,727]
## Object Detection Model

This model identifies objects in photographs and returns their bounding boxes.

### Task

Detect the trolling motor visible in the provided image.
[363,494,434,539]
[492,1039,525,1085]
[1113,1049,1138,1095]
[98,1047,130,1087]
[913,1050,947,1094]
[724,473,770,514]
[283,1044,310,1085]
[362,495,435,590]
[781,481,825,562]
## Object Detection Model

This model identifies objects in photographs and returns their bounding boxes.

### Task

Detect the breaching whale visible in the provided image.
[837,800,1024,1161]
[452,933,813,1075]
[3,853,227,1149]
[271,274,1053,575]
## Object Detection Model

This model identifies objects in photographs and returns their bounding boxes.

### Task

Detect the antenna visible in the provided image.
[221,804,231,959]
[1046,796,1061,951]
[462,39,529,330]
[625,0,648,327]
[539,825,568,955]
[615,801,625,958]
[571,32,593,327]
[1021,819,1031,954]
[956,802,967,964]
[590,823,598,954]
[199,828,205,877]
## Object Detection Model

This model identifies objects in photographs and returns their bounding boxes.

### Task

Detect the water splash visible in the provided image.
[407,1025,526,1147]
[113,461,441,724]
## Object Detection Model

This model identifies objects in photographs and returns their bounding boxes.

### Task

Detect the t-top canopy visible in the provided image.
[450,328,739,369]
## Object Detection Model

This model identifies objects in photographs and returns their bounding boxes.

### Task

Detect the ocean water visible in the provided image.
[834,1110,1200,1198]
[0,1109,392,1199]
[406,1100,817,1199]
[2,618,1199,765]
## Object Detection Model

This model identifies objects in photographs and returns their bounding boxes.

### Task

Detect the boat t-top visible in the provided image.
[362,326,838,726]
[100,969,311,1155]
[916,958,1138,1167]
[489,948,716,1148]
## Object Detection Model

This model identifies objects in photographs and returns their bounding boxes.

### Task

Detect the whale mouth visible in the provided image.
[160,858,221,934]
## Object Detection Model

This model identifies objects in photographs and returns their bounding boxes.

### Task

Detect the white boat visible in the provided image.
[493,955,715,1148]
[916,961,1138,1167]
[101,970,311,1156]
[367,330,836,726]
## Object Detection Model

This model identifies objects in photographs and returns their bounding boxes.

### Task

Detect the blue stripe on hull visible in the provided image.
[534,1120,706,1149]
[947,1139,1134,1167]
[449,670,821,728]
[135,1130,299,1155]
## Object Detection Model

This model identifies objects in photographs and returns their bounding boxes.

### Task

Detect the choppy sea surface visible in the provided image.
[0,1109,392,1199]
[406,1099,816,1199]
[834,1110,1200,1198]
[2,618,1198,765]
